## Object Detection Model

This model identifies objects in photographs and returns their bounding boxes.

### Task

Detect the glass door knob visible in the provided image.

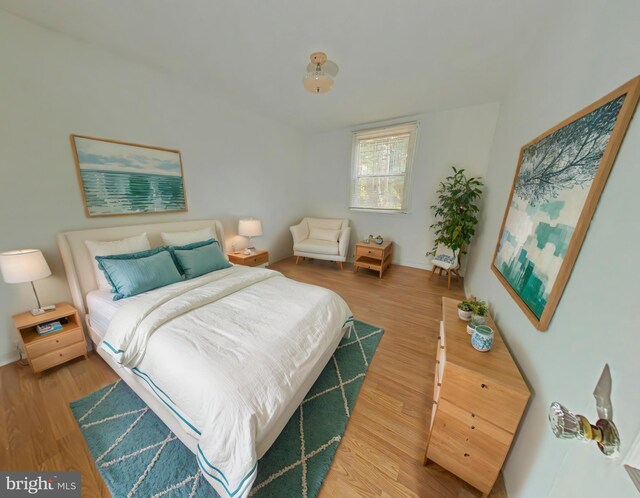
[549,402,620,457]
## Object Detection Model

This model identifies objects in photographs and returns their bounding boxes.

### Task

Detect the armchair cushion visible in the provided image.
[307,218,347,231]
[309,227,341,242]
[294,239,339,256]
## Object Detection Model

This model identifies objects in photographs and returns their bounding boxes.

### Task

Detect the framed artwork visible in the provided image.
[492,76,640,331]
[71,135,188,217]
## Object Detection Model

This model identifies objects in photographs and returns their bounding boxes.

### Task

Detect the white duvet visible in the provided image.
[100,265,353,497]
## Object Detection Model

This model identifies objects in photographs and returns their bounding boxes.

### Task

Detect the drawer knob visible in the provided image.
[59,353,63,357]
[437,382,442,387]
[368,250,371,254]
[481,383,488,389]
[55,340,59,343]
[464,453,470,458]
[471,425,475,430]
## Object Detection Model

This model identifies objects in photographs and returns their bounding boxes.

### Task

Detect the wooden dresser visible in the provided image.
[425,298,530,497]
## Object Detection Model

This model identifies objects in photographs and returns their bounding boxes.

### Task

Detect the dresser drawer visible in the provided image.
[30,341,86,373]
[428,398,511,492]
[440,365,527,433]
[246,252,268,266]
[355,245,383,260]
[25,326,84,358]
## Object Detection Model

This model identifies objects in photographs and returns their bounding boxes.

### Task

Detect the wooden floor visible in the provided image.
[0,257,507,498]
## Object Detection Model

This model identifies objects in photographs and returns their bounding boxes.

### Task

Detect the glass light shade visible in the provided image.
[303,72,334,94]
[238,219,263,238]
[0,249,52,284]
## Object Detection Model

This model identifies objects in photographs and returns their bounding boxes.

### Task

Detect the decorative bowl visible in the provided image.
[471,325,494,352]
[466,322,476,335]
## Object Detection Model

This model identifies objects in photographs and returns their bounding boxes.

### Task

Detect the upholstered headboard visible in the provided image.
[57,219,225,316]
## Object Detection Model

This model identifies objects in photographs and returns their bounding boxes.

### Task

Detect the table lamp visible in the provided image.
[0,249,55,316]
[238,219,263,255]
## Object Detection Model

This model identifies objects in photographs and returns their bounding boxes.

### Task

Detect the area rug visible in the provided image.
[70,320,383,498]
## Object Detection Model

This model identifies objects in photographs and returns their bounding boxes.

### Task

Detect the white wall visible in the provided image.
[0,11,306,365]
[301,103,500,269]
[463,1,640,496]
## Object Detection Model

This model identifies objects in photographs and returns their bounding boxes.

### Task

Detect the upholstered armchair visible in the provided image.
[290,218,351,270]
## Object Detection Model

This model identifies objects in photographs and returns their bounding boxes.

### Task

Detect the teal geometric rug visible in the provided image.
[70,320,383,498]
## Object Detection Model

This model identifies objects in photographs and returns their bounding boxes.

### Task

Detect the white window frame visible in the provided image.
[349,121,418,214]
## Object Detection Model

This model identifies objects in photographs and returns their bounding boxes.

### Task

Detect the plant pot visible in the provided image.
[472,314,487,325]
[458,309,473,321]
[471,325,494,352]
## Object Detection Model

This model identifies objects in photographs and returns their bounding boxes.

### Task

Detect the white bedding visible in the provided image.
[99,265,353,497]
[86,290,128,339]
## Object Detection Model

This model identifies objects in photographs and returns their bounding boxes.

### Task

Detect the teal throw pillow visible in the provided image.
[96,248,182,301]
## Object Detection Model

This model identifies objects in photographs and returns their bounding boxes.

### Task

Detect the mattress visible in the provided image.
[86,289,130,340]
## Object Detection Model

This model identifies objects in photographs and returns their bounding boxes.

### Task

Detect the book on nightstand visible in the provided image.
[36,320,63,335]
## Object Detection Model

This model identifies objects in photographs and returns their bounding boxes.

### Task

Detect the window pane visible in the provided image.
[352,175,406,210]
[357,135,409,177]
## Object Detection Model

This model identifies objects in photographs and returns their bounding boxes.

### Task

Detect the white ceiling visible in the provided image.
[1,0,554,132]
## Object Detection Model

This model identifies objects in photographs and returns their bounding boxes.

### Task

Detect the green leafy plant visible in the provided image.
[428,167,483,256]
[470,300,488,316]
[457,300,474,312]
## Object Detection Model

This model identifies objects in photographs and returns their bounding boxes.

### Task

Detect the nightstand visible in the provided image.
[13,303,87,373]
[227,250,269,268]
[354,240,393,278]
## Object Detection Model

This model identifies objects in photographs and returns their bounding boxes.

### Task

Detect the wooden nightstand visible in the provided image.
[228,250,269,268]
[13,303,88,373]
[354,240,393,278]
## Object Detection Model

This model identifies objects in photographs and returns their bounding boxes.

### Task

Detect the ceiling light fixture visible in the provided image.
[303,52,338,94]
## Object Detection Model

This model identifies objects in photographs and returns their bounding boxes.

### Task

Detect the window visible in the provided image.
[349,122,418,213]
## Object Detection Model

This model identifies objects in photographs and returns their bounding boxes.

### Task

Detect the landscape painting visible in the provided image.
[71,135,187,217]
[492,76,640,331]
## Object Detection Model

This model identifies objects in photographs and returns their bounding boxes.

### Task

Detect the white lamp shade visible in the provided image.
[0,249,52,283]
[238,219,263,238]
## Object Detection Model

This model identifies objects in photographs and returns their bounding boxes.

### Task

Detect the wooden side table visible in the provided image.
[354,241,393,278]
[228,249,269,268]
[13,303,87,373]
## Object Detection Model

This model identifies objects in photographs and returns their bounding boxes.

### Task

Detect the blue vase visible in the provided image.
[471,325,494,352]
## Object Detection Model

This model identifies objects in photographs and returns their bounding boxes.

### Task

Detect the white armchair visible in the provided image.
[290,217,351,270]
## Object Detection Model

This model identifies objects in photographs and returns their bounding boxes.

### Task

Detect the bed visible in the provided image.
[57,219,353,497]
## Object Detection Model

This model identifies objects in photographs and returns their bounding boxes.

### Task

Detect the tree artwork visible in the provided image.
[491,76,640,331]
[514,96,625,205]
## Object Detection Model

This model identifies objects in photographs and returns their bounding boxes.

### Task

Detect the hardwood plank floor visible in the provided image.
[0,257,507,497]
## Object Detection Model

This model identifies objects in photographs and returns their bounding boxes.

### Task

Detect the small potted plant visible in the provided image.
[457,300,474,321]
[470,300,489,325]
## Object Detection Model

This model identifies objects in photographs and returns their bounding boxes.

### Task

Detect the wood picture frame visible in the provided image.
[70,134,188,218]
[491,76,640,331]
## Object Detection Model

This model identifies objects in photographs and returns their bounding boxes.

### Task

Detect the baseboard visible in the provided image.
[0,351,19,368]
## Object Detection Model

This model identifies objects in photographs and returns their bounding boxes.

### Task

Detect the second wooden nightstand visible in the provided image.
[354,241,393,278]
[13,303,87,373]
[227,250,269,268]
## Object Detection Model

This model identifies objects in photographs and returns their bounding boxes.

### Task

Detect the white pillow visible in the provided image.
[161,227,215,246]
[85,233,151,291]
[309,227,341,242]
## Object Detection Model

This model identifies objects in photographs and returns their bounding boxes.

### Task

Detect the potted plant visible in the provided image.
[470,300,489,325]
[428,167,483,259]
[457,300,474,321]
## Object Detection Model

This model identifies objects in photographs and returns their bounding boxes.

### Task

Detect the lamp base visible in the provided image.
[30,304,56,316]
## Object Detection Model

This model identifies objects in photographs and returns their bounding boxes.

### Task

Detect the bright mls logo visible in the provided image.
[1,472,80,497]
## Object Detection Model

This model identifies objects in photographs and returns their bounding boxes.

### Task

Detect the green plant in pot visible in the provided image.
[457,300,474,321]
[428,167,483,260]
[470,300,489,325]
